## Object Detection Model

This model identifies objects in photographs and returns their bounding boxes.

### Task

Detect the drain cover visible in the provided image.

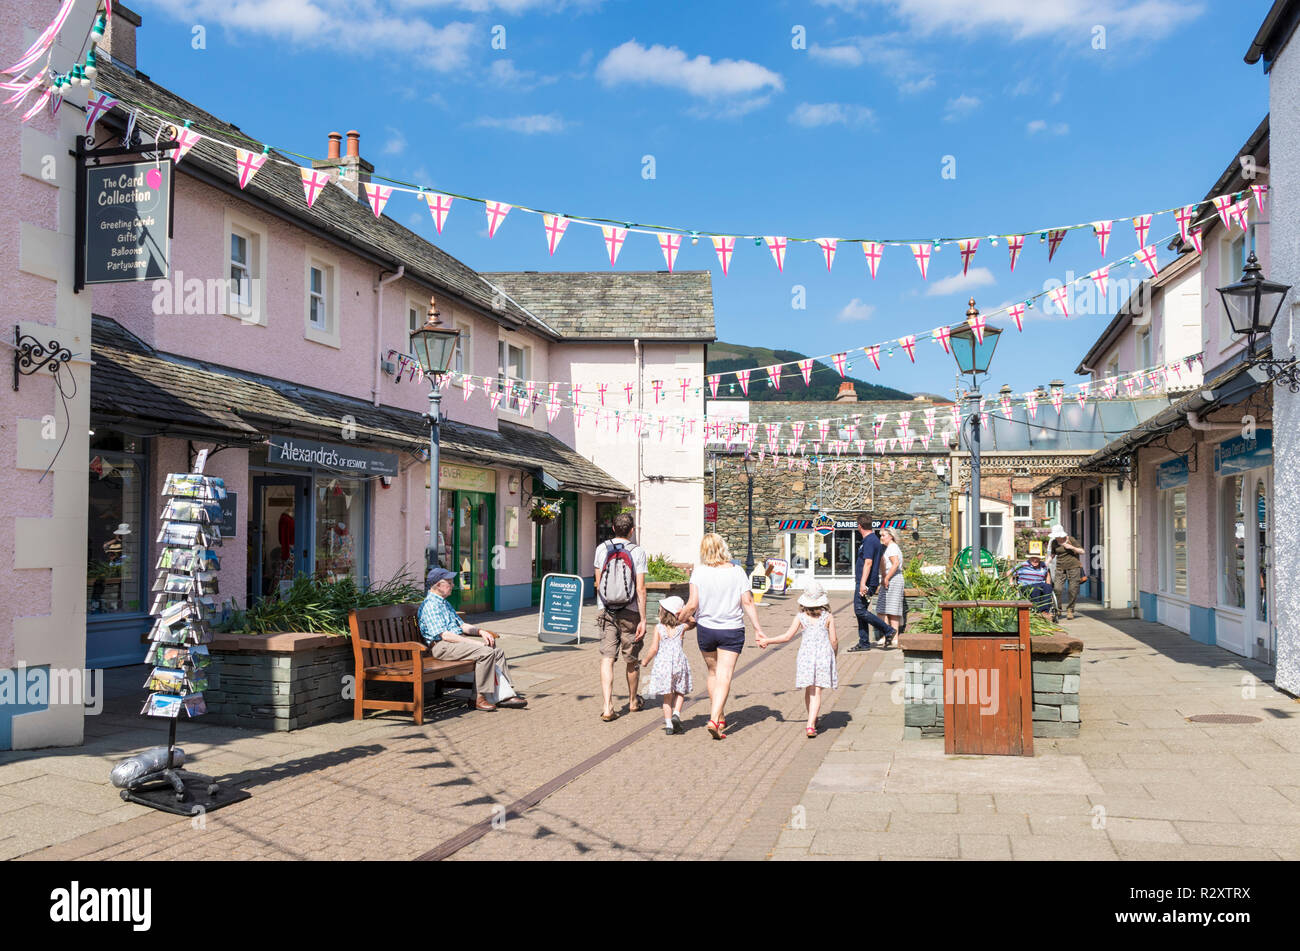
[1186,714,1262,724]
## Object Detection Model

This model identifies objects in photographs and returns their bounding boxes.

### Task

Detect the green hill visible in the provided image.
[706,342,916,402]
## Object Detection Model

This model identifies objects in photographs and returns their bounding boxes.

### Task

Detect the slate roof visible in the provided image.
[90,316,629,497]
[94,62,555,338]
[480,271,716,340]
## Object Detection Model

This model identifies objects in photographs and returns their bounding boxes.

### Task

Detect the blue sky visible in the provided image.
[131,0,1272,397]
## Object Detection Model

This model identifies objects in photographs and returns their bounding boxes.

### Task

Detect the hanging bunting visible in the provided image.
[968,310,987,344]
[542,214,569,255]
[1000,392,1012,417]
[1213,195,1235,230]
[462,375,475,401]
[1077,382,1090,408]
[792,422,806,444]
[1008,302,1027,332]
[765,236,787,272]
[818,420,830,444]
[1089,266,1109,299]
[680,378,691,402]
[1188,228,1204,255]
[933,325,952,354]
[1132,214,1152,249]
[485,200,512,237]
[1051,389,1063,413]
[1049,285,1071,318]
[598,382,609,405]
[898,335,917,362]
[424,192,453,233]
[522,381,537,415]
[1175,205,1196,244]
[1137,245,1159,277]
[736,369,751,395]
[362,182,393,218]
[861,241,884,278]
[712,235,735,276]
[658,232,682,272]
[766,365,782,391]
[171,126,203,164]
[1252,185,1268,213]
[84,91,118,133]
[872,415,885,437]
[797,358,814,386]
[624,382,635,405]
[816,238,838,272]
[1007,234,1025,272]
[707,375,720,398]
[910,243,932,280]
[958,238,979,276]
[831,352,848,376]
[1026,392,1038,418]
[1229,199,1251,233]
[1047,229,1067,262]
[1093,220,1112,256]
[234,149,267,190]
[601,225,628,266]
[864,345,881,371]
[923,407,936,435]
[300,168,331,208]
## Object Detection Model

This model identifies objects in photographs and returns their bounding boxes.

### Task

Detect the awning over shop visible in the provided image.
[89,315,629,498]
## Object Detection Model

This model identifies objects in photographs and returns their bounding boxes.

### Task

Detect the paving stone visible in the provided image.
[959,833,1012,860]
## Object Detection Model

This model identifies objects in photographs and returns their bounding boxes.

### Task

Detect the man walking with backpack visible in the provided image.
[593,512,648,721]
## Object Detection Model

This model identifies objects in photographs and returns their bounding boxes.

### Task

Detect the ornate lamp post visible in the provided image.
[949,298,1003,571]
[410,297,461,571]
[1218,250,1298,391]
[742,450,756,574]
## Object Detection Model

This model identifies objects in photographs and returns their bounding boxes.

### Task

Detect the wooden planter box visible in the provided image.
[644,580,690,620]
[206,632,353,731]
[898,632,1084,740]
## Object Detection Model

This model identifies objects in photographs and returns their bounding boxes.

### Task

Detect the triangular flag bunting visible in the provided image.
[933,325,952,354]
[1137,245,1159,277]
[1175,204,1196,244]
[1089,266,1109,299]
[1093,220,1112,256]
[736,369,751,395]
[1047,229,1067,261]
[816,238,837,272]
[707,375,720,398]
[764,236,787,272]
[1229,199,1251,233]
[84,91,118,133]
[766,365,782,391]
[711,236,735,276]
[234,149,267,190]
[1007,234,1025,272]
[958,239,979,276]
[602,225,627,266]
[910,243,932,280]
[1188,228,1204,255]
[485,200,511,238]
[1049,285,1071,318]
[542,214,568,255]
[300,168,331,208]
[864,345,881,371]
[658,232,682,272]
[898,336,917,362]
[1252,185,1268,213]
[861,241,883,278]
[1213,195,1235,230]
[172,126,202,164]
[425,192,453,233]
[1132,214,1152,249]
[362,182,393,218]
[1077,382,1090,408]
[832,352,848,376]
[797,358,814,386]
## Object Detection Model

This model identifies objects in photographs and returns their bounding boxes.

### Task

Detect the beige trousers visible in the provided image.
[428,638,510,697]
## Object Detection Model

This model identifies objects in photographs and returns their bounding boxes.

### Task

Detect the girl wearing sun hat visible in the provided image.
[757,579,839,738]
[641,595,695,735]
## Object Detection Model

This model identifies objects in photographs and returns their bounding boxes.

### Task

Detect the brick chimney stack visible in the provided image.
[312,129,373,199]
[835,381,858,402]
[100,2,142,70]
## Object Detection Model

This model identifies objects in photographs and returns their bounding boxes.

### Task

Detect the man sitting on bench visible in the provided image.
[417,567,527,711]
[1009,550,1054,616]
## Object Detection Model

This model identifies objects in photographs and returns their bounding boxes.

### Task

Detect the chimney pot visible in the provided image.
[327,132,342,160]
[346,131,360,158]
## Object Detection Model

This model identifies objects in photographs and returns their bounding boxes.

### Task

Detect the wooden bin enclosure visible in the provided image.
[940,601,1034,756]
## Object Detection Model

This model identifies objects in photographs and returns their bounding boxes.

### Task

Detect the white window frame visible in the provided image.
[1012,492,1032,522]
[1217,473,1247,611]
[1159,486,1188,597]
[453,321,472,378]
[303,249,341,349]
[407,296,425,336]
[497,338,530,415]
[1136,325,1152,371]
[222,209,268,326]
[1219,230,1247,353]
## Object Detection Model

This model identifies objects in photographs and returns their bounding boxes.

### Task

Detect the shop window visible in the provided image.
[87,439,146,616]
[788,533,811,571]
[1163,488,1188,595]
[1220,475,1245,609]
[314,477,366,584]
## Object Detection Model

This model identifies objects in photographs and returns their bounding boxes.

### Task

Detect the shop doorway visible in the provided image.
[250,475,310,603]
[440,489,494,614]
[1249,474,1274,663]
[532,489,578,605]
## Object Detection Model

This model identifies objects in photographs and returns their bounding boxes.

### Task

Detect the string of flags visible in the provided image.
[79,88,1264,283]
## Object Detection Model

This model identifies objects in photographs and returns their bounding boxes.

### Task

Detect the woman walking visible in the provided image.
[875,528,905,646]
[680,533,765,740]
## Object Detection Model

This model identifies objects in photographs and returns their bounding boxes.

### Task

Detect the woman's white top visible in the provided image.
[690,562,748,628]
[882,543,902,579]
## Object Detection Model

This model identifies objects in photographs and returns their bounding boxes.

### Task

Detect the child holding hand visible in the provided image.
[757,580,838,737]
[641,596,695,735]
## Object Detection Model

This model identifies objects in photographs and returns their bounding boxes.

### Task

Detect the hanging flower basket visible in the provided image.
[529,499,562,524]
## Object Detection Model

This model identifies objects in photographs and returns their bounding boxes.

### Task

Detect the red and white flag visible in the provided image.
[624,382,635,405]
[1051,389,1063,413]
[1000,392,1012,417]
[1077,382,1090,408]
[1137,245,1159,277]
[679,378,691,402]
[861,241,884,278]
[84,91,118,133]
[968,310,988,344]
[598,382,609,405]
[1175,204,1197,244]
[658,232,682,272]
[1026,392,1038,418]
[547,400,562,423]
[300,168,331,207]
[707,375,720,398]
[234,149,267,190]
[712,235,735,276]
[816,238,838,272]
[797,358,814,386]
[362,182,393,218]
[736,369,751,395]
[1046,229,1066,261]
[1213,195,1235,230]
[602,226,627,266]
[172,126,203,164]
[1188,228,1204,255]
[765,236,787,272]
[910,243,933,280]
[933,325,952,354]
[766,365,782,390]
[1007,234,1025,272]
[425,192,454,233]
[898,335,917,362]
[958,239,979,276]
[485,200,511,237]
[1229,199,1251,233]
[1252,185,1268,213]
[864,345,881,370]
[1089,266,1109,299]
[1049,284,1071,318]
[1093,220,1112,256]
[542,214,568,255]
[1008,303,1027,332]
[832,352,848,376]
[792,422,806,444]
[1132,214,1152,249]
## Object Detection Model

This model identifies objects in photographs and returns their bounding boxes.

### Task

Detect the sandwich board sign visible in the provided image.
[538,573,585,644]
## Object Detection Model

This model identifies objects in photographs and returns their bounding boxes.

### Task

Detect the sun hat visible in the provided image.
[798,580,829,608]
[659,595,685,616]
[1049,525,1067,540]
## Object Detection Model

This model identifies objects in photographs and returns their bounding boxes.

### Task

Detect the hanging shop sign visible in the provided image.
[81,159,172,286]
[813,513,836,536]
[269,435,399,477]
[1215,429,1273,476]
[1156,455,1190,490]
[218,492,238,537]
[704,501,718,524]
[429,462,496,493]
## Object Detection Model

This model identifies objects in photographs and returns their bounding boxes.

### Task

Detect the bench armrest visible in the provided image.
[354,638,428,652]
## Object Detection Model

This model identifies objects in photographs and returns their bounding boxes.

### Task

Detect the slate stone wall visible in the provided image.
[206,645,352,731]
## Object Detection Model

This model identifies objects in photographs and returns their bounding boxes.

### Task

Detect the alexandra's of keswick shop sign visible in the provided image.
[270,436,399,477]
[81,160,171,286]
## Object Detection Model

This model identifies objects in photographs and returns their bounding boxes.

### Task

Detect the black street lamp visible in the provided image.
[949,298,1002,572]
[742,450,755,574]
[410,296,461,571]
[1218,250,1299,391]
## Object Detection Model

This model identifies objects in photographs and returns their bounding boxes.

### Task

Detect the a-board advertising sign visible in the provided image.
[538,573,585,644]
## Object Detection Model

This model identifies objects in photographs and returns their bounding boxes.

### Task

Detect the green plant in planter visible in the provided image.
[911,567,1060,636]
[903,556,925,589]
[216,572,425,636]
[645,554,688,584]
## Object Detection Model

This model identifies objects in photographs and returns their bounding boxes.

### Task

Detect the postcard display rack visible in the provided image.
[119,453,248,813]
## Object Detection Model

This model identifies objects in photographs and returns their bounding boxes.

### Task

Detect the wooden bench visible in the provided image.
[348,604,477,725]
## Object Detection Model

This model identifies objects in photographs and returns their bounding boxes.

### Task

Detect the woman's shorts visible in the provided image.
[696,624,745,654]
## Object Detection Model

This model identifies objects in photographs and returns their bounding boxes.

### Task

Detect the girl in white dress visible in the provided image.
[641,596,694,735]
[757,580,839,738]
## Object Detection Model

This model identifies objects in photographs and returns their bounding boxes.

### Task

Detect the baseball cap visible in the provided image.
[426,566,458,588]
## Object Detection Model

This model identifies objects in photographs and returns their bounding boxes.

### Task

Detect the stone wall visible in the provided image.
[901,637,1082,740]
[206,634,352,731]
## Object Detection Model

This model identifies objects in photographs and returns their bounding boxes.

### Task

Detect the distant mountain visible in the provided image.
[706,342,917,402]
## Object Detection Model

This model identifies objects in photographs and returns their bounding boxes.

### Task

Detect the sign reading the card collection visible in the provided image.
[82,160,172,286]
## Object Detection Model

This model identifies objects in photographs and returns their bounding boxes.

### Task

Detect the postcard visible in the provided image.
[142,693,182,718]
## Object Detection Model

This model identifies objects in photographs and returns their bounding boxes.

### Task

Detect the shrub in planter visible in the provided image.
[218,573,424,636]
[910,567,1060,636]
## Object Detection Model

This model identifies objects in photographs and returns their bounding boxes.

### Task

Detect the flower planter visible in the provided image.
[644,580,690,619]
[206,632,353,731]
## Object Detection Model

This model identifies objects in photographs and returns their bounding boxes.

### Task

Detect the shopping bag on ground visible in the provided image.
[490,663,517,703]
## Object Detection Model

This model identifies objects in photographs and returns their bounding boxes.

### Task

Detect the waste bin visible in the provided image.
[940,600,1034,756]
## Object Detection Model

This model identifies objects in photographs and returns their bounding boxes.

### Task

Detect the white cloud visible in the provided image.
[808,43,865,67]
[808,34,934,95]
[147,1,477,69]
[1027,119,1069,135]
[687,96,774,120]
[925,266,996,297]
[899,74,936,94]
[838,298,876,322]
[596,40,784,99]
[382,127,407,155]
[472,113,570,133]
[943,93,981,121]
[789,102,877,128]
[815,0,1205,41]
[488,58,558,90]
